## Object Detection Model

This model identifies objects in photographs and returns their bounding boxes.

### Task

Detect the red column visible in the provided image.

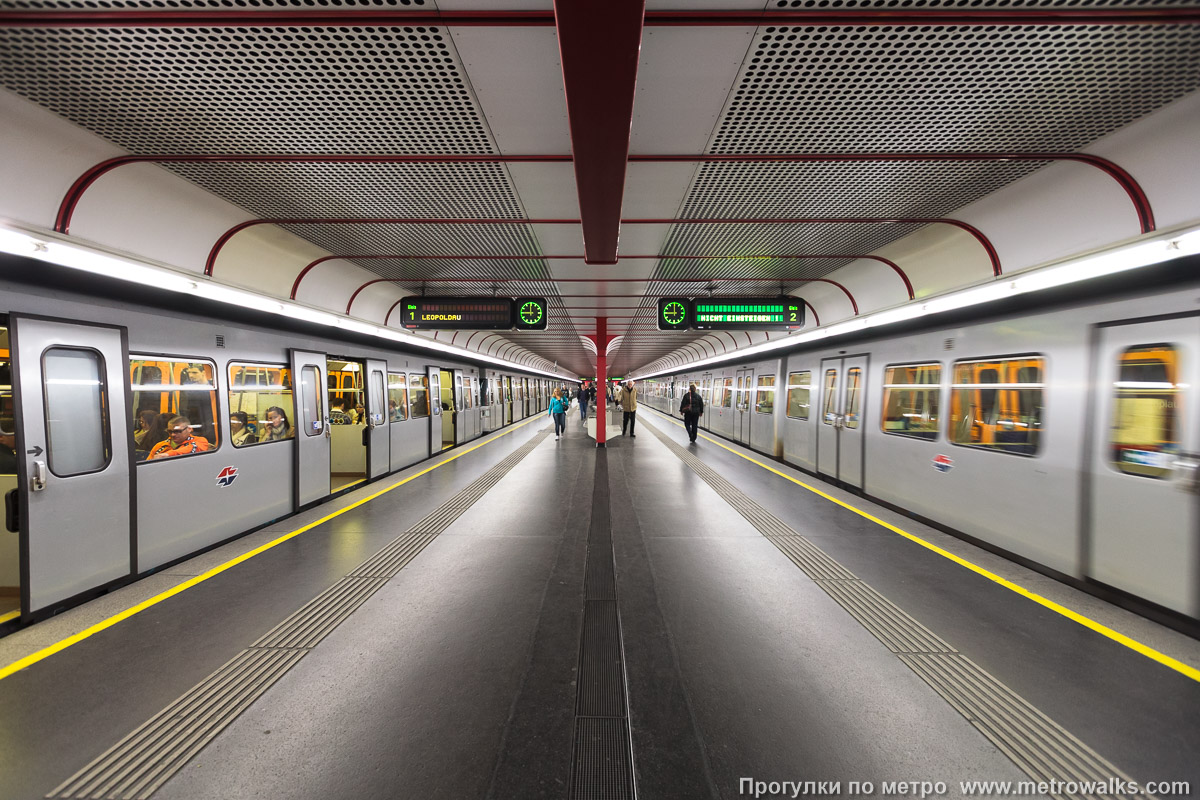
[595,316,608,447]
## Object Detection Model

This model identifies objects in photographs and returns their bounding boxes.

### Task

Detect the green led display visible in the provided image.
[690,298,804,331]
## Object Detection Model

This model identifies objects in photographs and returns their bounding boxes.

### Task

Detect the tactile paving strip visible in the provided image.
[641,415,1149,799]
[48,428,551,800]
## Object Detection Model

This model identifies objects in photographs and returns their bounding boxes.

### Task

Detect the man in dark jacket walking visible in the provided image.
[679,382,704,443]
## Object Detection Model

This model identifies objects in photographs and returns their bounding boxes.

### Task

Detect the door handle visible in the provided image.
[32,460,48,491]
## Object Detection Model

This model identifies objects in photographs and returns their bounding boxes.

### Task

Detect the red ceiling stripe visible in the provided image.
[6,9,1197,28]
[58,152,1152,238]
[207,216,999,278]
[553,0,646,264]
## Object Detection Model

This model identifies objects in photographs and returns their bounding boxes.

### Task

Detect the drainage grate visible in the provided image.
[569,451,635,800]
[571,718,635,800]
[642,415,1149,799]
[48,428,551,800]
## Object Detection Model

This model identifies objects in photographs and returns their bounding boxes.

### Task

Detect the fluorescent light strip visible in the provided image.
[0,225,571,379]
[632,225,1200,380]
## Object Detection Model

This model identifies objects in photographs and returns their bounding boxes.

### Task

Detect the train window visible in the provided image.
[822,370,838,425]
[881,363,941,440]
[408,373,430,419]
[845,369,862,428]
[388,373,408,422]
[299,366,323,437]
[227,363,294,447]
[464,376,474,410]
[756,375,776,414]
[950,357,1044,456]
[130,357,220,460]
[43,348,111,476]
[1110,345,1180,480]
[785,371,811,420]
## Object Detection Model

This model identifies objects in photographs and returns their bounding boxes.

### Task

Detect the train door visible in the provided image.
[291,350,330,506]
[426,366,442,456]
[365,359,389,480]
[504,376,513,424]
[733,367,754,445]
[438,368,455,450]
[8,317,133,618]
[701,373,713,430]
[817,355,868,488]
[453,369,467,445]
[327,357,366,492]
[1087,317,1200,617]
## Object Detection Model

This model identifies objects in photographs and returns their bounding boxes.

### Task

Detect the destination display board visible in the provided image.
[399,297,549,330]
[399,297,514,330]
[691,298,804,331]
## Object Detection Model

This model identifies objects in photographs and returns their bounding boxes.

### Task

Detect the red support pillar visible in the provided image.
[595,316,608,447]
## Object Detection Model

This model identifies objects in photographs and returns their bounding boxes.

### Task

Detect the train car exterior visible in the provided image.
[0,272,570,626]
[639,263,1200,627]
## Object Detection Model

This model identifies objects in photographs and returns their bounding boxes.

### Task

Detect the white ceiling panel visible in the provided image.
[615,224,674,256]
[631,27,755,154]
[531,223,586,254]
[507,163,581,219]
[622,163,701,219]
[451,27,570,154]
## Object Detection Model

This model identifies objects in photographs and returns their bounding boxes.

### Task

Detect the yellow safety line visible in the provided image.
[646,409,1200,684]
[0,415,546,683]
[0,610,19,624]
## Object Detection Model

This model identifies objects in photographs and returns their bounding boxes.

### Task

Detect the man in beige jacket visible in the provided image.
[620,380,638,437]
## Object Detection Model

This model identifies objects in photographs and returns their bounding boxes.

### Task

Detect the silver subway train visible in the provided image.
[637,260,1200,628]
[0,269,572,627]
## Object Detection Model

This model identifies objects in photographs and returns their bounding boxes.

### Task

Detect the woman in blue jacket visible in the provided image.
[549,389,568,440]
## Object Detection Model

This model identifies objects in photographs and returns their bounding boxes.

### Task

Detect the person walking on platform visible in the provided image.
[679,382,704,443]
[549,388,568,440]
[620,380,638,438]
[576,383,589,423]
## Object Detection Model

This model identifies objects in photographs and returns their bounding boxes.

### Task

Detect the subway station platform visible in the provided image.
[1,410,1198,800]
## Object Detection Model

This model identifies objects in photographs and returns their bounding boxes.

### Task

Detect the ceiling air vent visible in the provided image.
[944,338,955,351]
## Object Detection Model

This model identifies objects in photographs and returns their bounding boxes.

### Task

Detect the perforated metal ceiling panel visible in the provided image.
[2,4,1200,376]
[610,14,1200,373]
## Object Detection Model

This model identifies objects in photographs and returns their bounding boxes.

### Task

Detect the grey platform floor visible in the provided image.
[0,409,1196,800]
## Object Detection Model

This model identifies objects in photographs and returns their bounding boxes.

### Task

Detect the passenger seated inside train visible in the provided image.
[354,402,366,424]
[388,399,401,422]
[229,411,255,447]
[147,416,211,459]
[329,398,353,425]
[259,406,293,442]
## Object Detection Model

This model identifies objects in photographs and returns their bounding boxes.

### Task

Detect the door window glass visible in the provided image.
[1110,345,1180,479]
[370,370,386,425]
[43,348,110,475]
[299,365,323,437]
[845,368,862,429]
[721,377,733,408]
[881,364,940,440]
[130,357,219,459]
[409,374,430,418]
[756,375,776,414]
[388,373,408,422]
[786,371,811,420]
[823,369,838,425]
[228,363,294,447]
[950,357,1044,455]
